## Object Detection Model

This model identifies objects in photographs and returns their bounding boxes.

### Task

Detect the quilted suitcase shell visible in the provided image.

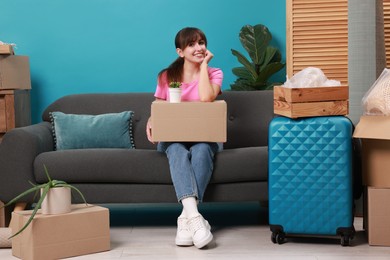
[268,116,355,245]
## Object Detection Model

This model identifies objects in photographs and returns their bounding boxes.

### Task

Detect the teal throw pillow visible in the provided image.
[50,111,135,150]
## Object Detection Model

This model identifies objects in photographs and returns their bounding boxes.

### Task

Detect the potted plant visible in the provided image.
[230,23,285,91]
[169,81,182,103]
[0,165,87,238]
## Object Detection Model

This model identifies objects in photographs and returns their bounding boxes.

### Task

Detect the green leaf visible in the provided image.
[0,184,47,209]
[9,184,51,239]
[230,79,258,91]
[239,24,271,65]
[52,180,67,186]
[232,67,254,81]
[260,47,278,70]
[55,183,88,205]
[256,62,286,84]
[43,165,52,183]
[231,49,257,79]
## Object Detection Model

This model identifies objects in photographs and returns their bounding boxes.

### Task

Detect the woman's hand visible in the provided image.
[202,50,214,66]
[198,49,219,102]
[146,117,154,144]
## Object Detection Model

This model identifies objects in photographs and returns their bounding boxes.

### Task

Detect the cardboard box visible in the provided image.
[10,204,110,260]
[273,85,349,118]
[353,116,390,187]
[366,187,390,246]
[0,55,31,90]
[151,100,227,142]
[0,45,14,55]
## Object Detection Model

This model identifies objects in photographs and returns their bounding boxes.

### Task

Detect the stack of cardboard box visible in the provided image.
[354,116,390,246]
[0,44,31,141]
[10,204,110,260]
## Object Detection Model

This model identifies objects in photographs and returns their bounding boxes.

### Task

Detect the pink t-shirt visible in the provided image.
[154,67,223,101]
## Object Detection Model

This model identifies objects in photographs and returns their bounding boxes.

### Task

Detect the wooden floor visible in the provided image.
[1,202,390,259]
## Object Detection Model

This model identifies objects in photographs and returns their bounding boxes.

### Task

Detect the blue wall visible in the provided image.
[1,0,286,123]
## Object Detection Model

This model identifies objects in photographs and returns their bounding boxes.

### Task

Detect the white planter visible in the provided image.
[169,88,182,103]
[41,187,71,215]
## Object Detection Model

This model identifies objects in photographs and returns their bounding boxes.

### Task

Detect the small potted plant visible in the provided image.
[1,165,87,238]
[169,81,182,103]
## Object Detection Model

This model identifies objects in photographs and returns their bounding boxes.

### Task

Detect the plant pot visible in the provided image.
[41,187,71,215]
[169,88,182,103]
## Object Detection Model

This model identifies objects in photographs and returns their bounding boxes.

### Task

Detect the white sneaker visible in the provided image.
[175,216,211,247]
[175,217,193,246]
[187,214,213,249]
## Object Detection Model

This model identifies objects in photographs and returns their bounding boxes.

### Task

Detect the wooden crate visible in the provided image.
[0,90,31,142]
[273,85,349,118]
[0,45,14,55]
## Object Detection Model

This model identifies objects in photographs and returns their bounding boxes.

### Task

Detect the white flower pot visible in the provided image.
[169,88,182,103]
[41,187,71,215]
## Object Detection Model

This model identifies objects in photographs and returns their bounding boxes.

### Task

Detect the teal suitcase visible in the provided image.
[268,116,355,246]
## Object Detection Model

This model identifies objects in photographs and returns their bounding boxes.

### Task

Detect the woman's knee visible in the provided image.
[190,143,216,157]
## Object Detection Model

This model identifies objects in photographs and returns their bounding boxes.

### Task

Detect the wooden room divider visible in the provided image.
[286,0,349,85]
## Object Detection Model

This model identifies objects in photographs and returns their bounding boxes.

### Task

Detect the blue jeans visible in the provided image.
[158,142,220,202]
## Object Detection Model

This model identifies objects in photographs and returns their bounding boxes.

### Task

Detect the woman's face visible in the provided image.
[177,36,207,64]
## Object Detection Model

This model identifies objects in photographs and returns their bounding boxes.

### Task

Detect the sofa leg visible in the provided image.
[0,201,27,228]
[14,202,27,212]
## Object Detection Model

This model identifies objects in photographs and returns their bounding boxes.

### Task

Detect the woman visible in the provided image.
[146,27,223,249]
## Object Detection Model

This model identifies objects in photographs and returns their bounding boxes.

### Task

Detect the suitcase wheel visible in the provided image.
[340,235,351,246]
[337,227,355,246]
[271,232,285,245]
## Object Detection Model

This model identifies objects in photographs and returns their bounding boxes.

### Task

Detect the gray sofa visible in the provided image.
[0,90,274,223]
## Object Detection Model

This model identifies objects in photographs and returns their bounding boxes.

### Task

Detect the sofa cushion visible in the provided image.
[34,147,268,184]
[50,111,135,150]
[34,149,172,184]
[212,146,268,183]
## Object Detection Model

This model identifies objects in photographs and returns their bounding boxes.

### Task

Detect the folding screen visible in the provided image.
[286,0,349,85]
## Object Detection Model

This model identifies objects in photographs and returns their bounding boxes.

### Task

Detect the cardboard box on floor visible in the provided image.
[353,115,390,187]
[366,187,390,246]
[151,100,227,142]
[0,55,31,90]
[10,204,110,260]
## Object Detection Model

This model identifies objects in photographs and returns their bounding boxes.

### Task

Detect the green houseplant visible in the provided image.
[230,24,285,91]
[169,82,182,88]
[1,165,87,238]
[169,82,182,103]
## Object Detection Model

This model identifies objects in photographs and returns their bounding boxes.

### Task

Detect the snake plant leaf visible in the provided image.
[43,164,52,182]
[0,184,47,208]
[9,184,51,239]
[239,24,271,65]
[2,164,89,239]
[231,49,257,79]
[55,183,88,205]
[52,180,67,186]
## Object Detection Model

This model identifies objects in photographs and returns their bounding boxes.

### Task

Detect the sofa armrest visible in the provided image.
[0,122,54,203]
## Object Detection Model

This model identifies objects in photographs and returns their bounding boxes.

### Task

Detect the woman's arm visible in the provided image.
[146,98,164,143]
[198,50,221,102]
